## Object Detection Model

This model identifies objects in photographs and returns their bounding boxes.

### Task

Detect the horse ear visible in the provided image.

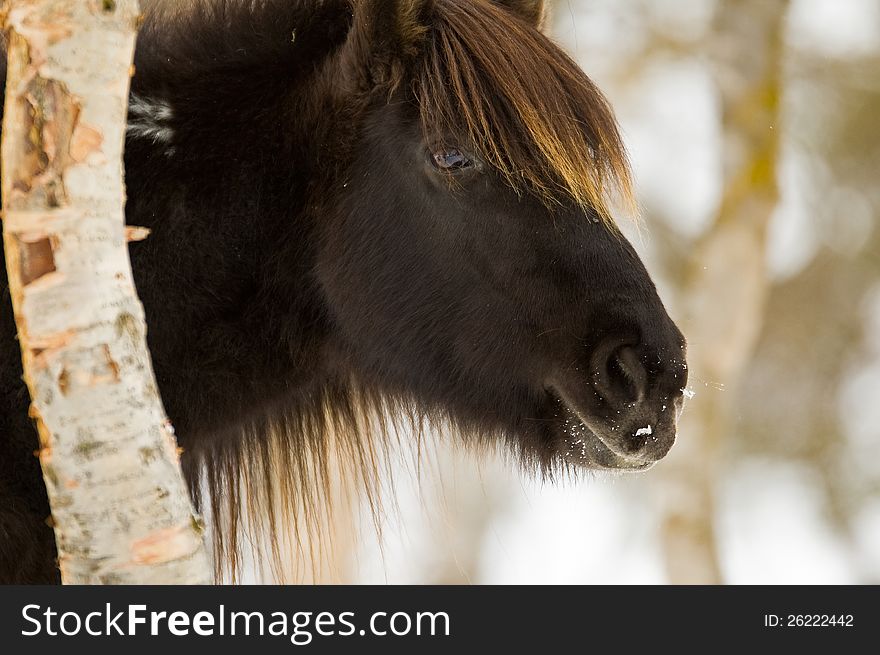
[337,0,432,90]
[493,0,546,29]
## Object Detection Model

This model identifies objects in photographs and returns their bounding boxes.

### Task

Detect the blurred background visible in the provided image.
[253,0,880,584]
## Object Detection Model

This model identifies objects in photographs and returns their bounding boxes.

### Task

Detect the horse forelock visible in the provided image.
[415,0,635,223]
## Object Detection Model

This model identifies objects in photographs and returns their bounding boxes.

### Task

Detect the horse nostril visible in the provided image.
[571,332,686,463]
[592,343,648,409]
[611,346,648,403]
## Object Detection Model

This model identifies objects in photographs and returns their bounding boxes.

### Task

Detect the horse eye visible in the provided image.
[430,148,473,171]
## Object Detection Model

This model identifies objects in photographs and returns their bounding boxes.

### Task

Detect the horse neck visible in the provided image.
[122,2,351,439]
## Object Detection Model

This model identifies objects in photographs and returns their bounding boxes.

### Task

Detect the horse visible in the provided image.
[0,0,687,584]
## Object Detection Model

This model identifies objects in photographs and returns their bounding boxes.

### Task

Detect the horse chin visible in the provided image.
[544,393,658,472]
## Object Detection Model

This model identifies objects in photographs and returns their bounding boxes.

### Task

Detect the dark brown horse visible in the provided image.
[0,0,687,583]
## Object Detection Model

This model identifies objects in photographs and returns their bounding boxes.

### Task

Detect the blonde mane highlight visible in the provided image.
[417,0,635,223]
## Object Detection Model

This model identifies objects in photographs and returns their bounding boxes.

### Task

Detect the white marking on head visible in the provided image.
[127,94,175,155]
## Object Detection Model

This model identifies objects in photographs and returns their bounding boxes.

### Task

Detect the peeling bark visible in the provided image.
[1,0,210,584]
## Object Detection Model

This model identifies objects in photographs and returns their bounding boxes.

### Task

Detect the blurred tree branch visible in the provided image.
[657,0,790,584]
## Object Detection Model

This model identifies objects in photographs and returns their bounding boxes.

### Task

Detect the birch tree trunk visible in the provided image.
[657,0,790,584]
[1,0,210,584]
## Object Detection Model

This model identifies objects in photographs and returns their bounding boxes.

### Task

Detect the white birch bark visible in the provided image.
[1,0,210,584]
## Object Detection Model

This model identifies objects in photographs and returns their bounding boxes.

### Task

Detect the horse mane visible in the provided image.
[187,382,418,582]
[189,379,561,582]
[416,0,635,223]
